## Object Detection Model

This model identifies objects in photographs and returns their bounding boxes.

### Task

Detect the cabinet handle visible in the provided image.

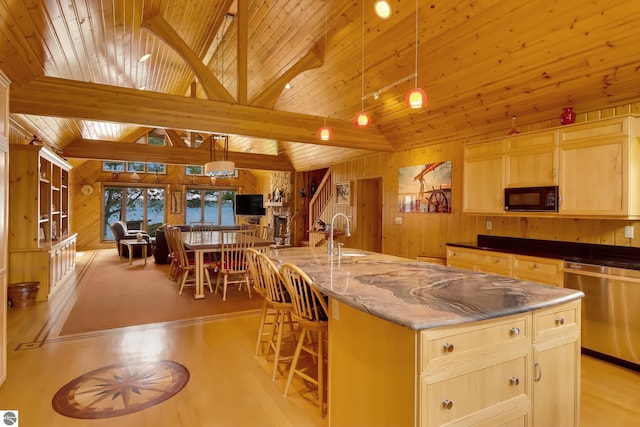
[532,263,539,269]
[510,376,520,386]
[510,327,520,336]
[442,400,454,410]
[534,362,543,382]
[442,342,455,353]
[555,317,565,325]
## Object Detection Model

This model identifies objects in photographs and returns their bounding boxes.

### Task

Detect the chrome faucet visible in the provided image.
[327,213,351,255]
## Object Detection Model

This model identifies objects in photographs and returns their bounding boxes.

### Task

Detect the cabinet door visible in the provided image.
[505,130,559,188]
[558,118,628,216]
[532,339,579,427]
[463,140,505,213]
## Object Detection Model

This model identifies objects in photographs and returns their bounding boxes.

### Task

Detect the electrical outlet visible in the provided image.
[394,217,403,225]
[624,226,634,239]
[486,220,493,231]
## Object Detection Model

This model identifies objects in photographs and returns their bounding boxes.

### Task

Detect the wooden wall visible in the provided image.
[330,103,640,261]
[71,160,270,250]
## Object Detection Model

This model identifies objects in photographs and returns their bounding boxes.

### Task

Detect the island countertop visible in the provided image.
[267,246,584,330]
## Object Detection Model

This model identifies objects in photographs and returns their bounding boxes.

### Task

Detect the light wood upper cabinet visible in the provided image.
[505,130,559,188]
[463,139,505,214]
[463,115,640,218]
[558,116,640,217]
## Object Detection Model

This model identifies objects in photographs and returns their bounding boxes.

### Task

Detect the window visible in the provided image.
[103,186,165,240]
[103,161,124,172]
[186,165,204,175]
[185,188,236,225]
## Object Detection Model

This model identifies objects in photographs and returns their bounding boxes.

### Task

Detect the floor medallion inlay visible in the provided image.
[52,360,190,419]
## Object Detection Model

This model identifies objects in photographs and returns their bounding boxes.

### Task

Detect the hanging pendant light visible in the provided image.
[405,0,427,109]
[354,0,371,128]
[318,116,333,141]
[204,135,235,177]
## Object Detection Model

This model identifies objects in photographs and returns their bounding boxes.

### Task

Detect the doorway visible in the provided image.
[356,177,382,252]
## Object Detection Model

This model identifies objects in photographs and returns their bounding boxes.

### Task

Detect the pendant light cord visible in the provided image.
[361,0,365,110]
[414,0,419,87]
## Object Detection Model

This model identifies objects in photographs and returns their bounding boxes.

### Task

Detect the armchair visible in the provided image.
[109,220,152,258]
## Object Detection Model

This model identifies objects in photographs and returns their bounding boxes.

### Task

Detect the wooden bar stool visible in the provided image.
[258,252,297,380]
[279,262,329,418]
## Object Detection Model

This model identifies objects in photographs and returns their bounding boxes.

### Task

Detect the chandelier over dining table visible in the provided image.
[204,134,235,177]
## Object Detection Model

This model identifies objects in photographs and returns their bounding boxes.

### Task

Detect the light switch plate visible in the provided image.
[394,217,403,225]
[486,220,493,231]
[624,225,634,239]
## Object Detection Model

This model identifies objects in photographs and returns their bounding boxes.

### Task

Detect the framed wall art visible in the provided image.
[336,181,351,206]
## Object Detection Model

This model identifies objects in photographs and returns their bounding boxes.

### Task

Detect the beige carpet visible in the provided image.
[60,250,263,335]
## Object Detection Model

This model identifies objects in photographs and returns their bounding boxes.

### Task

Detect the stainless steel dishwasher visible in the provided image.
[565,261,640,369]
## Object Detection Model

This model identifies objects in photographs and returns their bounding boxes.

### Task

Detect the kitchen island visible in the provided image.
[267,247,584,427]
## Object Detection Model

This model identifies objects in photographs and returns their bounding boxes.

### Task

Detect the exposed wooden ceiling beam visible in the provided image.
[10,77,393,151]
[141,9,235,102]
[164,129,189,147]
[250,40,324,108]
[63,139,294,171]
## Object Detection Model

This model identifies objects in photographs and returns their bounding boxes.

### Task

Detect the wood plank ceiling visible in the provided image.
[1,0,640,171]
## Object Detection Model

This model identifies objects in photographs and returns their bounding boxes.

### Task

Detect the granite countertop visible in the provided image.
[448,234,640,270]
[267,247,583,331]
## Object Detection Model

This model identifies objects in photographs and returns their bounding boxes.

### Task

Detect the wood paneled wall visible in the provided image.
[330,103,640,261]
[71,160,269,250]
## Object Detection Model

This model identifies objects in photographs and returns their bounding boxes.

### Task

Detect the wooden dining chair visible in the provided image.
[258,251,297,380]
[169,226,213,295]
[163,225,179,281]
[246,247,274,355]
[215,230,255,301]
[279,262,329,418]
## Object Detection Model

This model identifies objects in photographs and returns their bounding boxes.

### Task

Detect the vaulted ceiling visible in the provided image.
[2,0,640,171]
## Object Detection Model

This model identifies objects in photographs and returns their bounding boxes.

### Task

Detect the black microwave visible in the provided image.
[504,186,559,212]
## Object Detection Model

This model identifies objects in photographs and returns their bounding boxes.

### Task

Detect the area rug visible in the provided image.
[60,250,263,335]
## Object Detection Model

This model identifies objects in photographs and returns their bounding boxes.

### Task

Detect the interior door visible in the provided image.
[356,178,382,252]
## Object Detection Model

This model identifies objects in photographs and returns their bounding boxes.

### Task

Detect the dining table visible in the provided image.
[182,230,275,299]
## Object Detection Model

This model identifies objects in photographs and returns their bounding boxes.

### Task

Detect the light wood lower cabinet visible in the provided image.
[9,234,77,301]
[447,246,564,287]
[329,299,580,426]
[446,246,512,277]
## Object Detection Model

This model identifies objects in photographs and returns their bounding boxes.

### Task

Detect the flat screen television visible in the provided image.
[235,194,266,216]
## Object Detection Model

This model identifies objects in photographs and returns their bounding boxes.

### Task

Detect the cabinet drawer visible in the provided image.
[512,256,563,276]
[533,301,579,342]
[421,352,530,427]
[446,247,480,263]
[421,314,530,372]
[476,252,512,272]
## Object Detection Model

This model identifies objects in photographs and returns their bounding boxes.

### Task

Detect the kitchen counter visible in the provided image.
[267,246,583,330]
[448,234,640,270]
[267,246,583,426]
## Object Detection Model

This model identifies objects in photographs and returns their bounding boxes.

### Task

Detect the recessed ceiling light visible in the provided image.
[285,82,291,89]
[139,53,151,62]
[374,1,392,19]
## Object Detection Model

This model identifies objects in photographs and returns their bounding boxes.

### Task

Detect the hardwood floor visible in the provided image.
[1,249,639,426]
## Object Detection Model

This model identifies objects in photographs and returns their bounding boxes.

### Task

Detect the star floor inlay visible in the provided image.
[52,360,190,419]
